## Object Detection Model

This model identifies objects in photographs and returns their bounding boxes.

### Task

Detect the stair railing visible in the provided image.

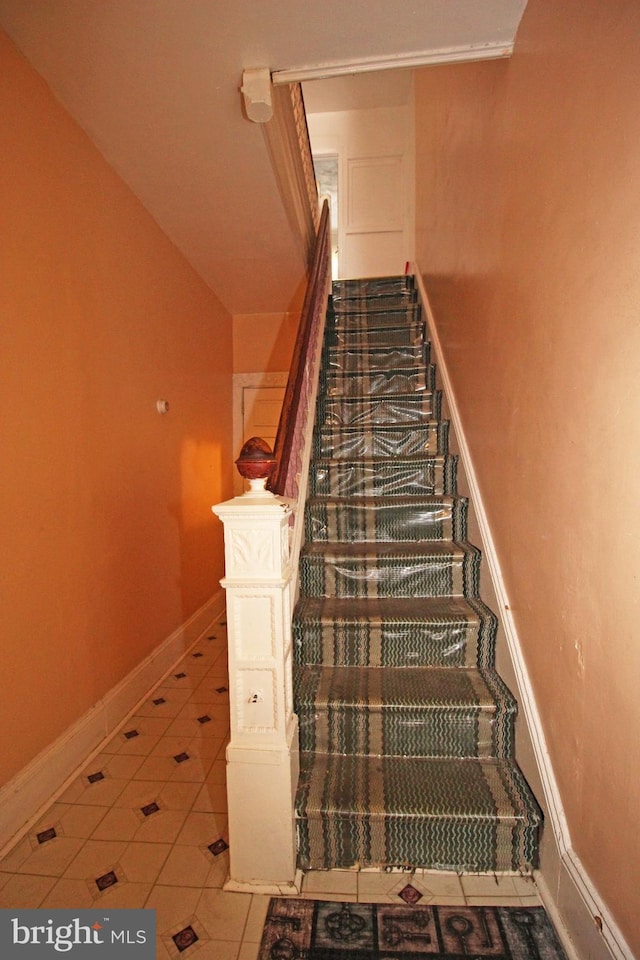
[211,199,331,893]
[270,197,331,498]
[270,196,331,613]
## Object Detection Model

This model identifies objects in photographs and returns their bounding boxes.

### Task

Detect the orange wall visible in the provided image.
[1,33,234,786]
[233,311,300,373]
[415,0,640,953]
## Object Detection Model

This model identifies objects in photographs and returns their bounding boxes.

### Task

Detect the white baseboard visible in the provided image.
[413,268,633,960]
[0,591,226,856]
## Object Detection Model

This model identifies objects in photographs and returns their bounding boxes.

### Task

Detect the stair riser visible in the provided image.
[299,551,480,599]
[321,366,434,397]
[293,620,484,668]
[296,706,513,759]
[317,392,441,427]
[305,499,467,543]
[295,752,541,873]
[332,276,415,300]
[332,305,422,326]
[326,344,428,372]
[309,457,458,498]
[326,324,425,349]
[333,292,418,313]
[296,815,539,873]
[313,422,449,460]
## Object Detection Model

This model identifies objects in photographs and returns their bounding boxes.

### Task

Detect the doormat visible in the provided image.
[258,898,568,959]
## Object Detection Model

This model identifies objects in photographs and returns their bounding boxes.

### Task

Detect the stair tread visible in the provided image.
[302,540,478,559]
[312,454,451,466]
[297,753,542,823]
[294,664,513,712]
[316,421,441,431]
[294,595,486,624]
[307,494,462,507]
[331,323,423,336]
[320,392,436,406]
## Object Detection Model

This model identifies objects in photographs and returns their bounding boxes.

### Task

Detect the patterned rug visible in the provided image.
[257,898,567,959]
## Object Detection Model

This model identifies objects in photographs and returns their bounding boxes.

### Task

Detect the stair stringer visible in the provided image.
[414,269,627,960]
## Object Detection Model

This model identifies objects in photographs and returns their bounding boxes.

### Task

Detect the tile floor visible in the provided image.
[0,616,541,958]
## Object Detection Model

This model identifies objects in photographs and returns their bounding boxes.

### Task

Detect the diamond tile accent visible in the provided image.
[175,672,187,679]
[141,802,160,817]
[172,926,198,952]
[215,686,228,694]
[153,697,166,706]
[95,871,118,892]
[208,838,229,857]
[87,771,105,784]
[36,827,57,844]
[197,715,211,725]
[174,752,190,764]
[123,729,139,740]
[398,884,423,905]
[192,652,203,659]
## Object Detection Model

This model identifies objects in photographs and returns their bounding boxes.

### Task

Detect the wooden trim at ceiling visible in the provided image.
[271,40,513,85]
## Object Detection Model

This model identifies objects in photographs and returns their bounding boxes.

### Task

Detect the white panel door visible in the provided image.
[242,386,286,452]
[306,103,414,280]
[344,154,404,277]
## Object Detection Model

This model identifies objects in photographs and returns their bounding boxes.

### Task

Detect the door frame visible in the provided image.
[232,371,289,495]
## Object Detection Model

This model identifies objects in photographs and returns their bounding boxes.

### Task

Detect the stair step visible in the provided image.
[292,596,496,668]
[309,454,457,498]
[292,274,542,875]
[294,665,516,758]
[332,290,418,313]
[299,540,480,599]
[326,343,428,371]
[322,364,435,397]
[332,275,415,300]
[313,422,449,459]
[327,323,425,348]
[296,753,542,872]
[305,495,467,543]
[332,303,423,327]
[317,392,441,427]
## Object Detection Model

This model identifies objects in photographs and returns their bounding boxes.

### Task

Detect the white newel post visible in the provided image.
[211,471,301,894]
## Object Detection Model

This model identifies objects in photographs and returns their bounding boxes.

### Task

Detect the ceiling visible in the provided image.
[0,1,527,315]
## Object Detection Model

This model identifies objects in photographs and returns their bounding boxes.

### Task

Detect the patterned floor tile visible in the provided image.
[303,869,358,897]
[13,836,87,877]
[90,806,142,842]
[145,884,202,934]
[156,844,227,888]
[174,811,228,847]
[242,895,271,942]
[61,838,128,880]
[132,808,189,844]
[0,872,57,908]
[39,877,96,909]
[195,887,252,941]
[119,841,172,883]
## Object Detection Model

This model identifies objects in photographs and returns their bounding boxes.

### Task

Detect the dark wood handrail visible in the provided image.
[268,199,330,495]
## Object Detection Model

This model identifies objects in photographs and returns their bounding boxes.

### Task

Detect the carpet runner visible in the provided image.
[293,275,542,873]
[257,898,567,959]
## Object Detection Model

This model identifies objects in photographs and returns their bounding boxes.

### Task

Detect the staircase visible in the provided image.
[292,275,542,874]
